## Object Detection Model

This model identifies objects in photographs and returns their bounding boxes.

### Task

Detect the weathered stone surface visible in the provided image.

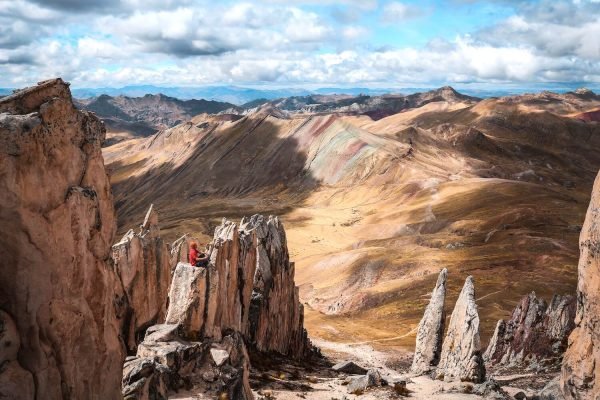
[165,263,207,338]
[540,377,566,400]
[332,360,368,375]
[562,170,600,399]
[113,204,172,352]
[0,310,34,400]
[484,292,575,367]
[122,357,170,400]
[411,268,447,375]
[243,215,312,358]
[472,378,510,400]
[436,276,485,383]
[347,369,382,394]
[211,348,230,367]
[170,234,190,266]
[204,218,258,340]
[0,79,125,399]
[125,327,252,400]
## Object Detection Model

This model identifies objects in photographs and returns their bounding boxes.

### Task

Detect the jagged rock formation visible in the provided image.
[243,215,312,358]
[562,171,600,399]
[124,215,312,399]
[484,292,575,367]
[112,204,172,352]
[170,233,190,266]
[411,268,447,375]
[124,324,251,400]
[0,79,125,399]
[436,276,485,383]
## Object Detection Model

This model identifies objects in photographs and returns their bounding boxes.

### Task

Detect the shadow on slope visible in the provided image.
[110,116,319,240]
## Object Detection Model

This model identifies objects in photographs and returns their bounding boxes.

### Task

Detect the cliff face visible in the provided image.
[244,215,312,358]
[0,79,124,399]
[484,292,575,368]
[112,204,172,352]
[562,171,600,399]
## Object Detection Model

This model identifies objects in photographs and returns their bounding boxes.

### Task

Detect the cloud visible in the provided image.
[1,0,600,88]
[380,2,424,24]
[27,0,120,12]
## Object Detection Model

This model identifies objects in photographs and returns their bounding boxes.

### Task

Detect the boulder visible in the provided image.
[112,204,172,352]
[332,360,368,375]
[210,348,230,367]
[472,378,510,399]
[411,268,447,375]
[483,292,575,368]
[0,78,125,399]
[436,276,485,383]
[124,327,252,400]
[539,377,565,400]
[347,369,382,394]
[243,215,312,358]
[561,170,600,399]
[122,357,170,400]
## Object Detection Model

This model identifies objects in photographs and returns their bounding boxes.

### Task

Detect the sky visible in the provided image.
[0,0,599,89]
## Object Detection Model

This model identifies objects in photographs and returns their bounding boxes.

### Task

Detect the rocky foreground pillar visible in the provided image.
[410,268,447,375]
[436,276,485,383]
[112,204,172,352]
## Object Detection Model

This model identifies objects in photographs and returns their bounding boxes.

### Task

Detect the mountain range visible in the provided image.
[103,86,600,349]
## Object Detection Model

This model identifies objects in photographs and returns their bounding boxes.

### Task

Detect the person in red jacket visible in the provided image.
[189,242,208,267]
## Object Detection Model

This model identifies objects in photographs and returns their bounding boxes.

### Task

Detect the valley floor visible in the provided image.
[244,341,553,400]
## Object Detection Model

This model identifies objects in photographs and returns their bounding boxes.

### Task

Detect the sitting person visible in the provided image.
[189,242,209,268]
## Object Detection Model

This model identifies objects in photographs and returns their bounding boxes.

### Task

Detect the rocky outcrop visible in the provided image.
[562,171,600,399]
[243,215,312,358]
[436,276,485,383]
[484,292,575,367]
[124,215,313,398]
[411,268,447,375]
[112,204,172,352]
[0,79,125,398]
[124,325,252,400]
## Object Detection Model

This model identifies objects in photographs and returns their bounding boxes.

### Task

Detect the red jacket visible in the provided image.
[189,248,199,265]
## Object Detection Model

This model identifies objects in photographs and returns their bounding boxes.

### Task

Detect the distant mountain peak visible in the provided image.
[574,88,594,95]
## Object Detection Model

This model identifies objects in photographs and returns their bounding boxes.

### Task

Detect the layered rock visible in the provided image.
[411,268,447,375]
[125,215,312,398]
[112,204,172,352]
[436,276,485,383]
[484,292,575,367]
[243,215,312,358]
[562,171,600,399]
[0,79,125,398]
[124,325,252,400]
